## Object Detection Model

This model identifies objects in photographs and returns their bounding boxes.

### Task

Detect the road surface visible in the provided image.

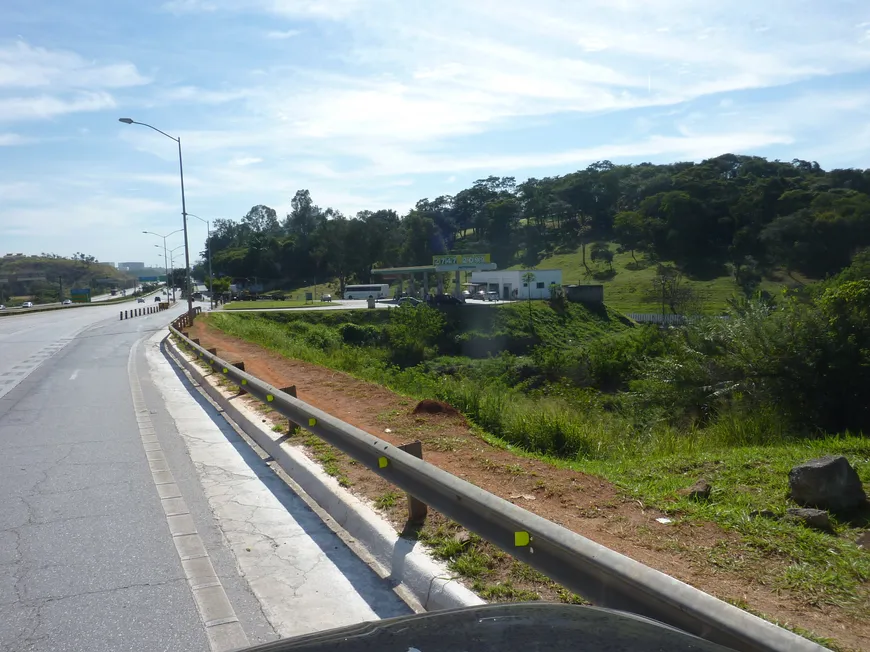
[0,299,410,650]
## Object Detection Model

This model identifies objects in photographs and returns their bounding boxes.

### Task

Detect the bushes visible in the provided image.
[337,322,382,346]
[631,275,870,434]
[385,305,446,366]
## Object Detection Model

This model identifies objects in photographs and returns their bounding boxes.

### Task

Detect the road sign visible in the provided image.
[70,288,91,303]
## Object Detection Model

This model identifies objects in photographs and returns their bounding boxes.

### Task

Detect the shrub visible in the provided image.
[337,322,382,346]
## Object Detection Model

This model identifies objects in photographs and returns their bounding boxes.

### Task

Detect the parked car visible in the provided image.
[62,299,72,305]
[398,296,422,307]
[320,294,332,302]
[137,298,145,303]
[428,294,463,306]
[21,301,33,308]
[486,291,499,301]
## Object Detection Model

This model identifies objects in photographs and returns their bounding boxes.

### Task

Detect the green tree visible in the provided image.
[613,211,646,262]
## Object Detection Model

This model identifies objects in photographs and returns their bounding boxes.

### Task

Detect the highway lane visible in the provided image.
[0,299,412,650]
[0,295,165,401]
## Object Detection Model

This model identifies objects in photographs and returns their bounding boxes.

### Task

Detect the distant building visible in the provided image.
[470,269,563,300]
[118,262,145,271]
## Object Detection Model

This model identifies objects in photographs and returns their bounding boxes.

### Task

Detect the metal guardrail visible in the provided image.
[167,321,826,652]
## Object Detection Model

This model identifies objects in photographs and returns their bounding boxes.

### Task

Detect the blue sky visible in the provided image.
[2,0,870,266]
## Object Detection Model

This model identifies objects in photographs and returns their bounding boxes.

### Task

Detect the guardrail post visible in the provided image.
[232,361,246,394]
[280,386,300,433]
[398,441,428,524]
[119,311,123,320]
[124,310,128,319]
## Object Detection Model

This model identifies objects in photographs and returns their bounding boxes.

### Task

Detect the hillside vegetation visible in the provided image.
[203,259,870,640]
[195,154,869,314]
[0,254,132,303]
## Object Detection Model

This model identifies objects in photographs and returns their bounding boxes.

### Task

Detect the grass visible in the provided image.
[202,310,870,634]
[503,243,812,314]
[223,299,326,310]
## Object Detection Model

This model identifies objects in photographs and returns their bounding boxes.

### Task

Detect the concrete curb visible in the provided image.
[164,334,484,613]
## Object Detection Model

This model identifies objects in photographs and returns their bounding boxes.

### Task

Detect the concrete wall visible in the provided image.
[563,284,604,304]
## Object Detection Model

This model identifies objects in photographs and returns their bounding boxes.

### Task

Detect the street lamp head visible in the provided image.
[119,118,134,124]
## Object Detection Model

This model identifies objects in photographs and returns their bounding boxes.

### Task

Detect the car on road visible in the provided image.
[320,293,332,302]
[21,301,33,308]
[137,298,146,303]
[398,296,422,307]
[0,304,5,310]
[428,294,463,306]
[154,296,162,302]
[62,299,72,305]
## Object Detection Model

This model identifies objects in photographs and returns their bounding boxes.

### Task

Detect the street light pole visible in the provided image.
[167,244,186,303]
[187,213,213,309]
[120,118,193,320]
[143,228,182,302]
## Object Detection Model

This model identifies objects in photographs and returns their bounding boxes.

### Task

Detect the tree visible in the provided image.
[241,205,280,235]
[613,211,646,262]
[590,242,614,271]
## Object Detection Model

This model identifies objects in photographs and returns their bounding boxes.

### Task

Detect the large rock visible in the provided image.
[788,455,867,513]
[785,508,832,532]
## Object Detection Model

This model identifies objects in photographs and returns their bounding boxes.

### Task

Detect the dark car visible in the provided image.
[428,294,463,306]
[397,296,422,307]
[154,296,162,302]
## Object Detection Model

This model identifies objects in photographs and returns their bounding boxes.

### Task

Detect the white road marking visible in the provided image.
[69,369,79,380]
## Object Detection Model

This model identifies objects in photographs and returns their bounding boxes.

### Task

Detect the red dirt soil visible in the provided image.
[185,318,868,650]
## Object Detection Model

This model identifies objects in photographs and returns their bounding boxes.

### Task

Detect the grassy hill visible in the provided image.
[501,244,812,314]
[0,256,134,303]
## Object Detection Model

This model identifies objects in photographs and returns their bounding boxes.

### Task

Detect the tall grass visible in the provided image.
[206,312,799,463]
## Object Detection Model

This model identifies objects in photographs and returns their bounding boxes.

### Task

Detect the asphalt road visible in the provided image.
[0,298,410,650]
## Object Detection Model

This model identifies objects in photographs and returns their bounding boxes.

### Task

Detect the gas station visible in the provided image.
[371,254,496,298]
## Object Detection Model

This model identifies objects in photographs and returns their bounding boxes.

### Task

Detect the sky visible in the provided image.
[1,1,870,266]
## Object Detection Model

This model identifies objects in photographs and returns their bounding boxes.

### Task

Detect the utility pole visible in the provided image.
[58,275,63,302]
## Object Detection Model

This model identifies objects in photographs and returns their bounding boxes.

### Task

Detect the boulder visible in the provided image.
[785,508,832,531]
[788,455,867,513]
[856,532,870,550]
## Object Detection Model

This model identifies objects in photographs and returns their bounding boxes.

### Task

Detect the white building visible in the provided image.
[470,269,562,300]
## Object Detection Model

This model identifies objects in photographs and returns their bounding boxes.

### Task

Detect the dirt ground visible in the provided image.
[186,319,867,650]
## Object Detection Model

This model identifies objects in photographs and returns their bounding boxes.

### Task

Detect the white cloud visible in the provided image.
[231,157,263,166]
[0,91,116,122]
[0,132,28,146]
[266,29,302,39]
[0,41,149,90]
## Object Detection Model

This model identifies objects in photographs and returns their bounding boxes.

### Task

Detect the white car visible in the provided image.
[21,301,33,308]
[62,299,72,305]
[0,304,5,310]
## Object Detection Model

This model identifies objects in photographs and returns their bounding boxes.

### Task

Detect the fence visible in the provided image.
[166,316,825,652]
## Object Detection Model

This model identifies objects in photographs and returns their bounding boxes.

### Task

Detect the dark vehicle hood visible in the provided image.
[239,602,733,652]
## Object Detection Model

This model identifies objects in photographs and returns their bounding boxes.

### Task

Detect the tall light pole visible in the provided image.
[120,118,193,321]
[143,228,182,301]
[187,213,214,309]
[167,243,186,302]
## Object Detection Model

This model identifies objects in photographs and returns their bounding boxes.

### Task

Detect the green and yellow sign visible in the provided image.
[432,253,491,270]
